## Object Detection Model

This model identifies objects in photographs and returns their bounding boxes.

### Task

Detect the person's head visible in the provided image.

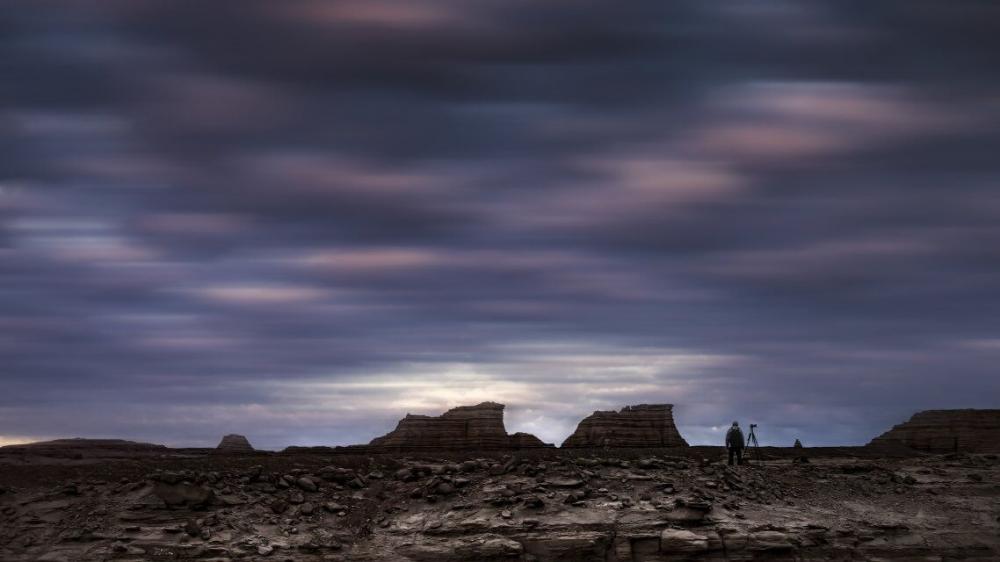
[732,421,739,427]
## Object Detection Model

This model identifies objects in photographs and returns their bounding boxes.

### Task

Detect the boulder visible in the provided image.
[215,434,254,453]
[868,409,1000,453]
[367,402,553,451]
[561,404,689,448]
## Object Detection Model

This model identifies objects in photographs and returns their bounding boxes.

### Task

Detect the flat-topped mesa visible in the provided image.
[868,409,1000,454]
[215,434,254,453]
[368,402,553,450]
[561,404,689,448]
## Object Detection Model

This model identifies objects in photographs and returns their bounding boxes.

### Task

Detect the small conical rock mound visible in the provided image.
[216,434,254,453]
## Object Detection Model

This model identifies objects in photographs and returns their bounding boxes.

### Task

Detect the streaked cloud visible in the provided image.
[191,284,332,306]
[1,0,999,449]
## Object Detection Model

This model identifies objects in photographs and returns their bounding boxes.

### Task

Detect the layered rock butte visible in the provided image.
[562,404,689,448]
[215,434,255,453]
[368,402,553,451]
[869,409,1000,453]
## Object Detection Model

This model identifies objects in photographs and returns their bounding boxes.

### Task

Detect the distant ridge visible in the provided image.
[2,438,167,450]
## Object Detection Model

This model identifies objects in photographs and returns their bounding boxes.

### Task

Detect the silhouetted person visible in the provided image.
[793,438,809,463]
[726,421,744,466]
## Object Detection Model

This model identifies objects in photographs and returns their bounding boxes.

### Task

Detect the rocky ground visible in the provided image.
[0,446,998,561]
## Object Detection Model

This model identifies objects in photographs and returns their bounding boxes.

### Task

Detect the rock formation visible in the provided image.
[561,404,689,448]
[507,432,550,449]
[368,402,553,450]
[868,409,1000,453]
[5,445,997,560]
[215,434,255,453]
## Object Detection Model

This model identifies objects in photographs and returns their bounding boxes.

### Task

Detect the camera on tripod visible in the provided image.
[744,423,760,464]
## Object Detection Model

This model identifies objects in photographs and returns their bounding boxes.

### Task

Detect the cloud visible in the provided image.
[190,284,332,306]
[1,0,999,449]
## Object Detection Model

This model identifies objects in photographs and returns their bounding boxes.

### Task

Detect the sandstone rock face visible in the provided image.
[561,404,689,448]
[868,409,1000,453]
[216,434,254,453]
[368,402,553,451]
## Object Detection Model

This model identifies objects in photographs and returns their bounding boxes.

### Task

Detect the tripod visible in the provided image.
[743,424,761,464]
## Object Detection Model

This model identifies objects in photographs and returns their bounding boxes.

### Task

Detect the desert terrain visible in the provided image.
[1,405,998,561]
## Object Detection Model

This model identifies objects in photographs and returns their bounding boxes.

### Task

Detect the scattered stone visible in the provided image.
[523,495,544,508]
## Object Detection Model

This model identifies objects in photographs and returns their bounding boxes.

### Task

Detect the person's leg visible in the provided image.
[728,448,734,466]
[736,448,743,465]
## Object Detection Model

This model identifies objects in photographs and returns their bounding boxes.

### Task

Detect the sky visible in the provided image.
[2,1,1000,450]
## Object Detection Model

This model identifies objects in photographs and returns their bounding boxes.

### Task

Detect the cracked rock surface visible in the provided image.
[1,444,998,561]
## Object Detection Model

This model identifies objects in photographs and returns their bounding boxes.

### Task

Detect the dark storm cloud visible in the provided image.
[2,1,999,449]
